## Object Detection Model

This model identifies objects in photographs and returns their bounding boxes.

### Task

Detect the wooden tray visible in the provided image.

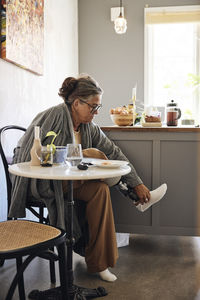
[142,122,162,127]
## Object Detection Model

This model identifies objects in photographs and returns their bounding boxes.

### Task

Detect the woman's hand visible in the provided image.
[133,184,150,205]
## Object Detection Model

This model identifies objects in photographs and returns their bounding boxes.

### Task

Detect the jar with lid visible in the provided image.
[166,100,181,126]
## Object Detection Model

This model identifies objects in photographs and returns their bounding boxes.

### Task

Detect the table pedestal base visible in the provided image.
[28,284,107,300]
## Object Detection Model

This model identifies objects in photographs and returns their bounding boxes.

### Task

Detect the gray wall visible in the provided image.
[78,0,200,126]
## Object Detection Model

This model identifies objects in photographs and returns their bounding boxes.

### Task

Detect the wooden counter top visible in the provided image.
[101,125,200,133]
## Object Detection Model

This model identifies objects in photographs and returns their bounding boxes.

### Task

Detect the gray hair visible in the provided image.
[58,74,103,105]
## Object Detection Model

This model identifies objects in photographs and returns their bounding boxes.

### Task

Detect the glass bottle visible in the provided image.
[30,126,42,166]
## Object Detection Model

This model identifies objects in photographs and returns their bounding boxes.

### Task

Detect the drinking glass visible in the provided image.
[40,146,53,167]
[66,144,83,167]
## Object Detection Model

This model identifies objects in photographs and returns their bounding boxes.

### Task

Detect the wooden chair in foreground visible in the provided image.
[0,125,56,283]
[0,220,67,300]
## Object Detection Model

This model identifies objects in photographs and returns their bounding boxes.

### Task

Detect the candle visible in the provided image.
[132,85,137,104]
[131,85,137,126]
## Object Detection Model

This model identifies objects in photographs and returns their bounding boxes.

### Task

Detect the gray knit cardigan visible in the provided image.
[9,103,142,240]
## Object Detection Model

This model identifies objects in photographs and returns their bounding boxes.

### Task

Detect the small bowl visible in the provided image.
[53,146,67,164]
[110,114,136,126]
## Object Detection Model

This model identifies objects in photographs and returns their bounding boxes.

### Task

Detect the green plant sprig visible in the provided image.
[45,130,61,154]
[42,130,60,164]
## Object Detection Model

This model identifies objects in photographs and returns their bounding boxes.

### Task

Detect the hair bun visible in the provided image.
[58,74,103,105]
[58,77,77,100]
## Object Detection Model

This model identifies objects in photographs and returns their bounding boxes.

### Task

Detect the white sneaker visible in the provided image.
[136,183,167,212]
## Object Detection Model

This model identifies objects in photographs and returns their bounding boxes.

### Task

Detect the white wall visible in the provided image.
[0,0,78,221]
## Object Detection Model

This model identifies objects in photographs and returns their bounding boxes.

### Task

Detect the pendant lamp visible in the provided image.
[114,0,127,34]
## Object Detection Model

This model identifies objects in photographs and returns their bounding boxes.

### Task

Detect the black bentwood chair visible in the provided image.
[0,220,67,300]
[0,125,48,223]
[0,125,56,283]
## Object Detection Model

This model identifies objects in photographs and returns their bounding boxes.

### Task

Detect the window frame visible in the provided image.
[144,5,200,123]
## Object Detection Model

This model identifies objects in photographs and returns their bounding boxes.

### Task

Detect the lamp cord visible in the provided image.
[120,0,122,14]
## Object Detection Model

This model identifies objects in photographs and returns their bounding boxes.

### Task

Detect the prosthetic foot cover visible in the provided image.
[136,183,167,212]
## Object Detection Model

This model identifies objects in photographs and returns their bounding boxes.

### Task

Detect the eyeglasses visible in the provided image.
[79,99,102,114]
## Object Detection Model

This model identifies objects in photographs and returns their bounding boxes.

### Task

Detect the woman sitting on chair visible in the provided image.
[9,74,167,282]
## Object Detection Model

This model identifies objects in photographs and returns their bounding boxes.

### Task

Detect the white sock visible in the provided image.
[99,269,117,282]
[136,183,167,212]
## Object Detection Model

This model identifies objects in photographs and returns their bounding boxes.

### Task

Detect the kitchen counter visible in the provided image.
[101,125,200,237]
[101,125,200,132]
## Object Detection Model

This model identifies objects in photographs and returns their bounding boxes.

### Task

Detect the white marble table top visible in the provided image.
[9,161,131,180]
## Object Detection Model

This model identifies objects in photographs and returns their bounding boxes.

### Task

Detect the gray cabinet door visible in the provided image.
[106,130,200,236]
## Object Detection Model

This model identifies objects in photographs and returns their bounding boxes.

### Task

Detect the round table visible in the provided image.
[9,161,131,300]
[9,161,131,180]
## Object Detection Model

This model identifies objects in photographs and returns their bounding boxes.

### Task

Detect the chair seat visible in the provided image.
[0,220,63,257]
[0,220,67,300]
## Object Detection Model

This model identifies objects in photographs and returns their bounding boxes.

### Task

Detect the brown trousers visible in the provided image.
[62,148,119,273]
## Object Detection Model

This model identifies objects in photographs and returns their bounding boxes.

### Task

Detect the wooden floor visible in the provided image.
[1,234,200,300]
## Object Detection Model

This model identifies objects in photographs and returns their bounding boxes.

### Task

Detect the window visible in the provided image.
[144,6,200,124]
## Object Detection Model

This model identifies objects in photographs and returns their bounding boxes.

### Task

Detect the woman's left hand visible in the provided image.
[133,184,150,205]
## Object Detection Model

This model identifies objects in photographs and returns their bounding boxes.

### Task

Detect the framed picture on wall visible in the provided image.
[0,0,44,75]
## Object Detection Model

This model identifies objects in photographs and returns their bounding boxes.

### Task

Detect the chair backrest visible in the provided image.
[0,125,26,215]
